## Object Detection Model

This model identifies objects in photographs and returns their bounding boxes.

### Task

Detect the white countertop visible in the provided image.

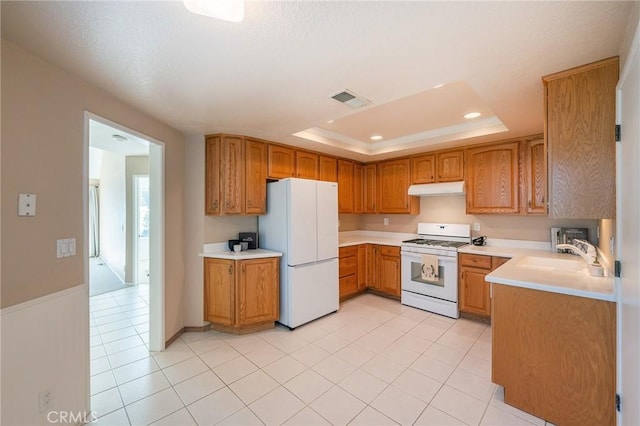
[462,239,615,302]
[199,242,282,260]
[338,230,415,247]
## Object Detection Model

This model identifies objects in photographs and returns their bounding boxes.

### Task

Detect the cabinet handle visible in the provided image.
[247,200,252,207]
[242,263,245,273]
[213,200,219,209]
[228,265,232,275]
[528,200,532,207]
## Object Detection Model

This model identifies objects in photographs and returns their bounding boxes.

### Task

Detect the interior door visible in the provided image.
[617,31,640,426]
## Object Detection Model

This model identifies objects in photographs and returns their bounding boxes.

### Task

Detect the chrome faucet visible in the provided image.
[556,239,597,265]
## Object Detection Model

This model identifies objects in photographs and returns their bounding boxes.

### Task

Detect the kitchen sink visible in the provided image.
[516,256,585,272]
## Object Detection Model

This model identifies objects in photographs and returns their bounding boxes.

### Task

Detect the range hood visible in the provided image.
[408,181,465,196]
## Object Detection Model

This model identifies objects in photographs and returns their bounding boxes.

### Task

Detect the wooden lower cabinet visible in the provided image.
[204,257,279,333]
[459,253,509,318]
[339,245,364,300]
[492,284,616,426]
[339,244,400,300]
[376,245,401,296]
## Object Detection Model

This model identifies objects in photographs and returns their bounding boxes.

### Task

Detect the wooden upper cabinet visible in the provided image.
[466,142,520,214]
[221,136,245,214]
[377,158,419,214]
[521,137,547,215]
[295,151,319,180]
[363,164,377,213]
[544,57,618,219]
[337,160,355,213]
[267,144,295,179]
[411,154,436,184]
[319,155,338,182]
[206,134,269,216]
[353,163,364,214]
[437,150,464,182]
[205,136,221,215]
[244,138,267,215]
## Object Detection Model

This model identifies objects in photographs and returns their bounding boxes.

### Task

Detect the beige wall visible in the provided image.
[355,195,598,242]
[1,40,185,341]
[99,151,127,280]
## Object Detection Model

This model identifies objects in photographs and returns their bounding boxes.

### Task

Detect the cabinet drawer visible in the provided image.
[339,246,358,258]
[378,245,400,257]
[339,256,357,278]
[339,275,358,298]
[460,253,492,269]
[492,256,510,270]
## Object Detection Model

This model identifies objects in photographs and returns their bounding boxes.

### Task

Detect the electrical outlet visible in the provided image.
[39,389,53,413]
[383,217,389,226]
[474,222,481,231]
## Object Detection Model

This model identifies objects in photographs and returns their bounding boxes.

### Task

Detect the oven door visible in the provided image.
[401,251,458,303]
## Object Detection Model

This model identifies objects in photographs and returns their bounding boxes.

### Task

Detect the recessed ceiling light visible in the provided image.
[112,134,127,142]
[433,83,445,89]
[370,135,383,141]
[464,112,482,119]
[327,120,334,124]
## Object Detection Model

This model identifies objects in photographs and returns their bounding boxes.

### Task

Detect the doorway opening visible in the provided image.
[84,112,165,363]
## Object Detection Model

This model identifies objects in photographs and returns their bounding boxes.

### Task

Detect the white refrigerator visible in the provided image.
[258,178,339,329]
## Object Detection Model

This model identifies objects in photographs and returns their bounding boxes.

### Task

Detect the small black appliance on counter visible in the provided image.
[239,232,257,250]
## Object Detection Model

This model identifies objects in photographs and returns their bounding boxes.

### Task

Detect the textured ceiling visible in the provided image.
[1,1,634,161]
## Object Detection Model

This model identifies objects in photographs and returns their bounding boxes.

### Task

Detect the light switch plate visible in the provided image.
[18,193,36,216]
[57,238,76,258]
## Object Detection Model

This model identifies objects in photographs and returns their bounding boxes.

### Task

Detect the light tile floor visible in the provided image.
[90,287,555,426]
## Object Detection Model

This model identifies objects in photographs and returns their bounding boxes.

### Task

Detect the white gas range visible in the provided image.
[400,223,471,318]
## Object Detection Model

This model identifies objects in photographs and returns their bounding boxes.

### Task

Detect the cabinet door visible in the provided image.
[267,145,295,179]
[337,159,355,213]
[204,258,234,325]
[237,258,279,325]
[296,151,319,180]
[363,164,377,213]
[222,136,245,214]
[366,244,377,288]
[353,163,364,214]
[205,136,221,215]
[411,154,436,184]
[357,244,367,290]
[521,138,547,215]
[377,246,401,296]
[459,266,491,316]
[544,58,617,219]
[377,159,419,214]
[245,138,267,215]
[319,156,338,182]
[437,150,464,182]
[466,142,520,214]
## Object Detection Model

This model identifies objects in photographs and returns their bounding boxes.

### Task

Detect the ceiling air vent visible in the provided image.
[331,89,371,109]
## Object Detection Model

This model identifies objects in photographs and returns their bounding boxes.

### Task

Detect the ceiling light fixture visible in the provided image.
[464,112,482,119]
[327,120,334,124]
[183,0,244,22]
[370,135,383,141]
[112,134,127,142]
[433,83,445,89]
